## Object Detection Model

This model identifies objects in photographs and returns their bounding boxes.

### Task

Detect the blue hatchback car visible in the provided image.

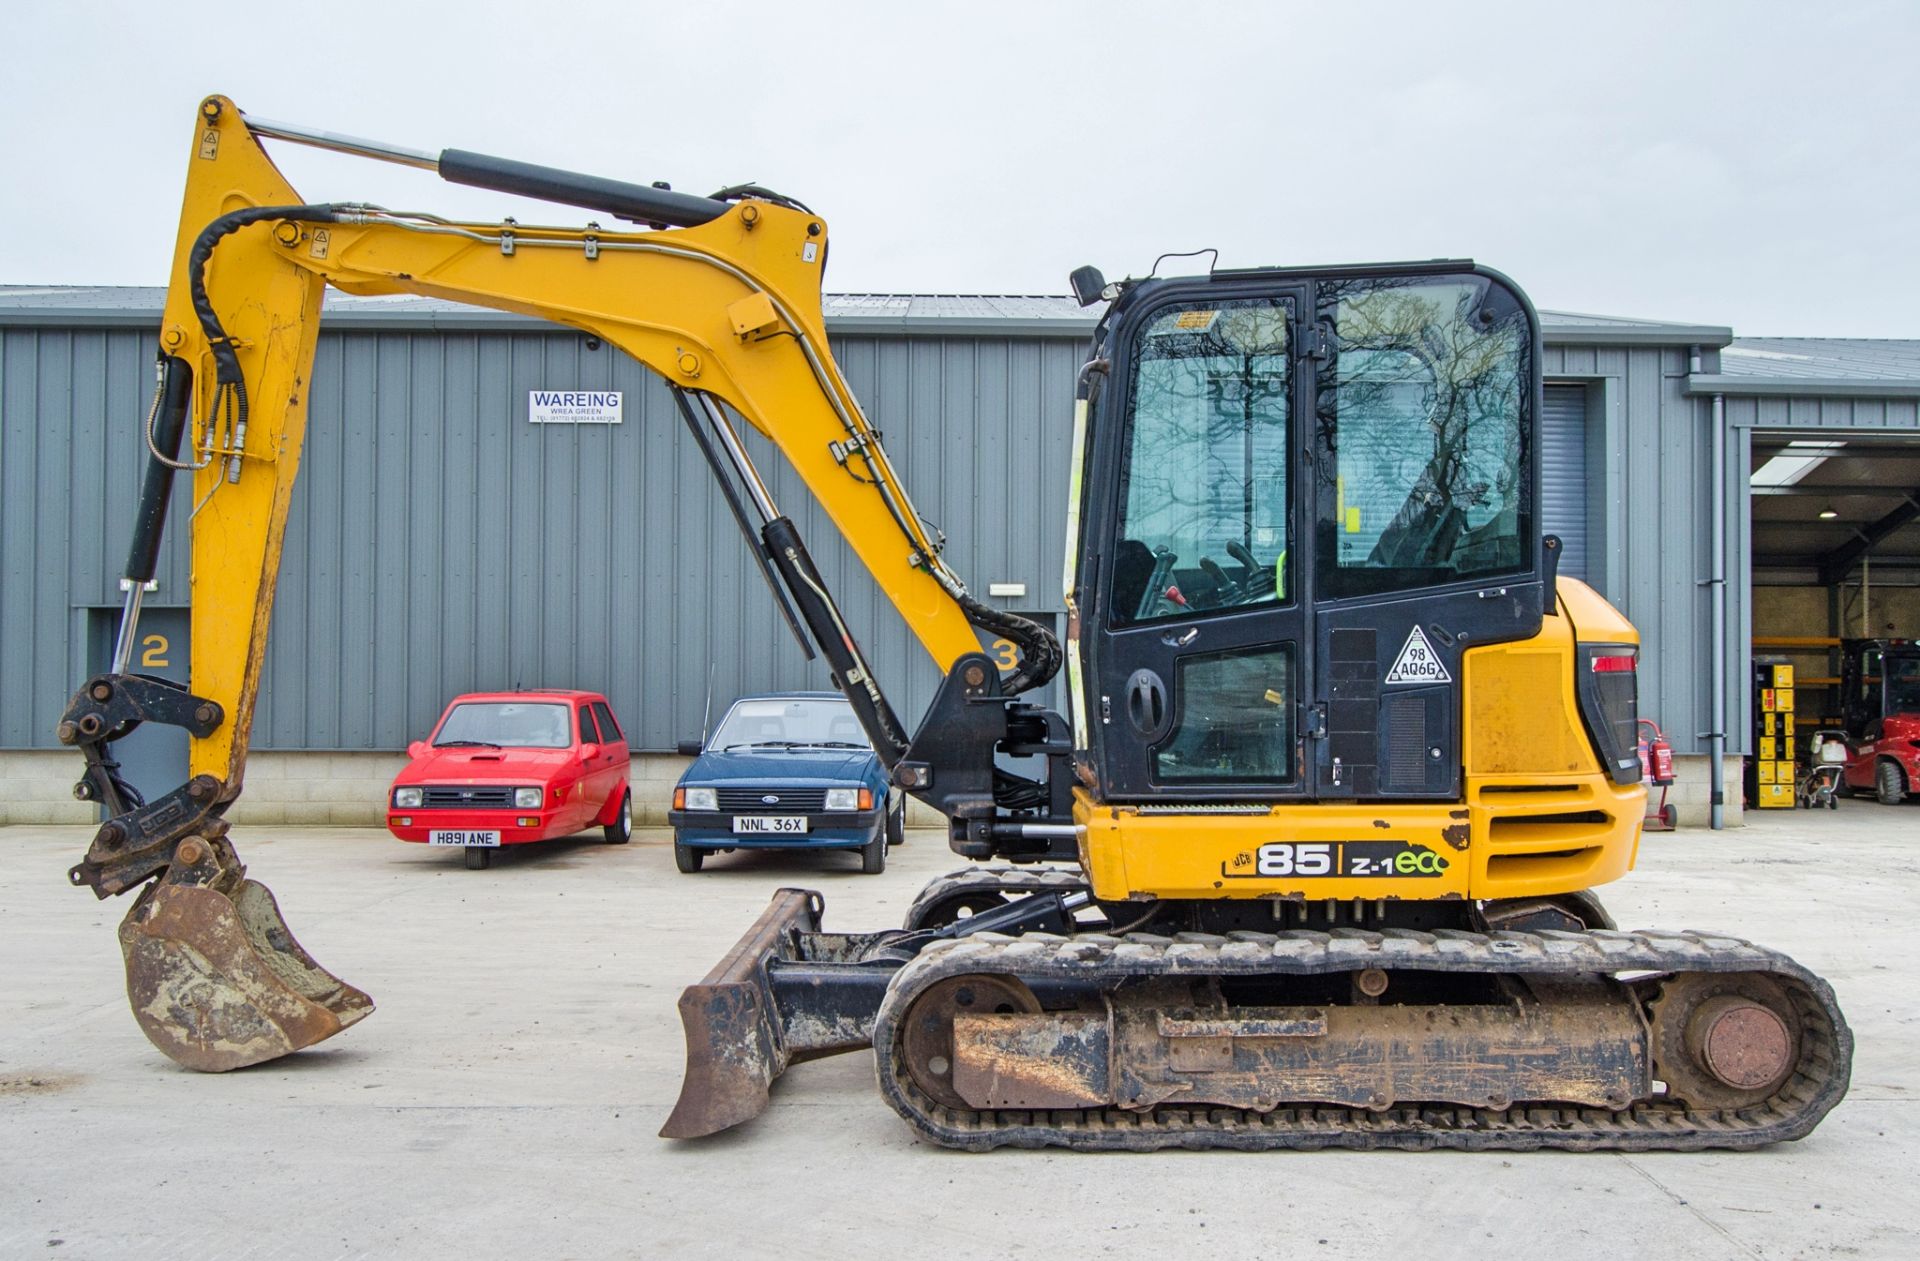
[668,692,902,874]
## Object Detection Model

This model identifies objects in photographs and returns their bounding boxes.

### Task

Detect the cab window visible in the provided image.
[1316,276,1530,598]
[1113,298,1291,625]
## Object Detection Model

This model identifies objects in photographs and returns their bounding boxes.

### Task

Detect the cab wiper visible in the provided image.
[808,741,869,749]
[434,740,501,749]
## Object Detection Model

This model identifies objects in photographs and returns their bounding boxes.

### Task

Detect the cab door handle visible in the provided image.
[1124,669,1169,737]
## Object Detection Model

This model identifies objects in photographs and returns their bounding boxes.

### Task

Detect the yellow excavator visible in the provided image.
[62,96,1850,1149]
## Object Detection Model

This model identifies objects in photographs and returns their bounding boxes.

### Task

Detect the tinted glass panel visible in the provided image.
[1317,276,1530,598]
[1115,299,1291,624]
[579,706,599,743]
[1155,644,1296,784]
[592,702,623,743]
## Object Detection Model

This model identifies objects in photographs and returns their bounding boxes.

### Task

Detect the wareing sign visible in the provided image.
[529,390,623,424]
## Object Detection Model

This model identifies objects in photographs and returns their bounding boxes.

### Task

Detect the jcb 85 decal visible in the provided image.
[1228,840,1451,880]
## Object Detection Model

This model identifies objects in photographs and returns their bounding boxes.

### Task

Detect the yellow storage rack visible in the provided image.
[1750,660,1796,808]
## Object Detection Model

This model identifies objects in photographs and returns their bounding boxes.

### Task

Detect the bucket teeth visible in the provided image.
[119,878,372,1072]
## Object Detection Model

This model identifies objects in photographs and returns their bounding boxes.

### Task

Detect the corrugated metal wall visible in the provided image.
[2,327,193,751]
[1540,385,1590,579]
[1543,343,1718,753]
[0,323,1082,751]
[15,314,1868,765]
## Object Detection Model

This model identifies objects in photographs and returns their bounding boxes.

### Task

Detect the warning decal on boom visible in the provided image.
[1385,625,1451,685]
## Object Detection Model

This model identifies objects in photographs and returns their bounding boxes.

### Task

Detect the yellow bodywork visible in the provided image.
[1076,578,1646,903]
[164,96,1644,911]
[165,98,979,793]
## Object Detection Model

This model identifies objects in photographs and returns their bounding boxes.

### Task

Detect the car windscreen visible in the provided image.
[711,698,869,750]
[434,702,572,749]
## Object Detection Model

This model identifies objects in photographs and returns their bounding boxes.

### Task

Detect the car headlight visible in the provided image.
[514,787,543,809]
[684,787,717,811]
[825,787,861,811]
[393,786,423,809]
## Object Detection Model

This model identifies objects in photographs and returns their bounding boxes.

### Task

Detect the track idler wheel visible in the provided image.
[899,974,1040,1109]
[118,839,372,1072]
[1649,973,1800,1109]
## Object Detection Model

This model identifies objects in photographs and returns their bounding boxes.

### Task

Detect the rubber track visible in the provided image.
[870,926,1852,1152]
[902,867,1088,929]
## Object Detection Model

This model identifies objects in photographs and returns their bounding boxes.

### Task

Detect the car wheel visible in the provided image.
[860,829,887,875]
[885,793,905,848]
[674,830,705,873]
[464,846,492,870]
[604,789,632,844]
[1876,759,1906,805]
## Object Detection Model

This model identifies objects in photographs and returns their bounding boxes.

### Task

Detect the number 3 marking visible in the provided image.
[991,637,1019,670]
[140,634,169,669]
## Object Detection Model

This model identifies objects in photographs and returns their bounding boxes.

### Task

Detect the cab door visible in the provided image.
[1088,287,1311,800]
[1306,271,1545,800]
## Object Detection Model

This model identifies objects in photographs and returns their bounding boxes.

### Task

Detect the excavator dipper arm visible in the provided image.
[62,96,1063,1073]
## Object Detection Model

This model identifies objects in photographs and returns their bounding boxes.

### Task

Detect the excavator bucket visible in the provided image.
[118,877,373,1072]
[663,888,890,1139]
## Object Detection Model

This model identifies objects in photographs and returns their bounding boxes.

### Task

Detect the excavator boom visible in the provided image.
[63,96,1057,1072]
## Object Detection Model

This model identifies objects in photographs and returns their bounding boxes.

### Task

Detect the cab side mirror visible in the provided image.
[407,740,429,759]
[579,742,599,760]
[1069,264,1109,307]
[676,739,703,757]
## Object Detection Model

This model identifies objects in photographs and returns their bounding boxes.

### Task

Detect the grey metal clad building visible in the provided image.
[7,284,1920,824]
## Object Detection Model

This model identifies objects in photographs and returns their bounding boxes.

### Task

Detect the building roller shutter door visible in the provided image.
[1541,384,1589,580]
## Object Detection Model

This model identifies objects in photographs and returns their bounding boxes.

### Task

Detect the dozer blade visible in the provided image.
[119,877,373,1072]
[663,887,900,1139]
[662,889,822,1139]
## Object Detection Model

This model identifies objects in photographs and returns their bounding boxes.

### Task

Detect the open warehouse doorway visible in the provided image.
[1747,429,1920,808]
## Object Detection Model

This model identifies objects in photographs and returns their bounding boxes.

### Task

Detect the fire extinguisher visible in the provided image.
[1637,719,1675,786]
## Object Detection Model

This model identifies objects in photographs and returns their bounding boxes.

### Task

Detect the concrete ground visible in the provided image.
[2,812,1916,1261]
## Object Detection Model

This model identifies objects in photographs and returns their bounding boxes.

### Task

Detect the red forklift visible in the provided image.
[1836,638,1920,804]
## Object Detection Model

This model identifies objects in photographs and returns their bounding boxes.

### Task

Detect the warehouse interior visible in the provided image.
[1750,431,1920,723]
[1752,432,1920,658]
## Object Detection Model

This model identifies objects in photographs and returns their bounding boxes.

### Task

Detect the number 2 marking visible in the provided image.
[140,634,170,668]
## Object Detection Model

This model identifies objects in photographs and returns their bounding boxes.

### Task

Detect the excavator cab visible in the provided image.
[1075,266,1547,807]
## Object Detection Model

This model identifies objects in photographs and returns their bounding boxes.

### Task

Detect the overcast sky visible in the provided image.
[7,2,1917,337]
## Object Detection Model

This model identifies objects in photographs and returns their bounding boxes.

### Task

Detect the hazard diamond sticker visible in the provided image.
[1385,625,1451,685]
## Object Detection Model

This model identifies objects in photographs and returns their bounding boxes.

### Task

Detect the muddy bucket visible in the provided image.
[119,876,373,1072]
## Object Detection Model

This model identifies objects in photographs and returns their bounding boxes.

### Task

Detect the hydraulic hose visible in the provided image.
[957,593,1061,697]
[186,203,344,460]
